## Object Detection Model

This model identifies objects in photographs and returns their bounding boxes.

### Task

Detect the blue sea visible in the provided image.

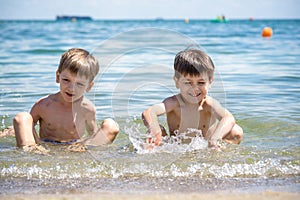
[0,19,299,195]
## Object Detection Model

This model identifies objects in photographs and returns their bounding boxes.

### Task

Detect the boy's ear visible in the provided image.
[209,76,214,84]
[173,76,179,89]
[56,71,60,83]
[86,81,94,92]
[208,76,214,89]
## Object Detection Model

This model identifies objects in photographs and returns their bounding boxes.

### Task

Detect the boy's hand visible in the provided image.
[208,138,224,151]
[142,103,166,147]
[67,142,87,152]
[208,138,221,148]
[0,126,15,137]
[146,129,162,146]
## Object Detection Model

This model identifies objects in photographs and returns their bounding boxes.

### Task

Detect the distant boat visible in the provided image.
[210,15,228,23]
[56,15,93,21]
[155,17,164,21]
[210,19,228,23]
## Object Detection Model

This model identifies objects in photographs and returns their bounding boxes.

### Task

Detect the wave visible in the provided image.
[16,49,66,54]
[1,149,299,179]
[0,119,299,180]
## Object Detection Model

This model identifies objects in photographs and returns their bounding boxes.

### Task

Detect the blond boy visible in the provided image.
[13,48,119,147]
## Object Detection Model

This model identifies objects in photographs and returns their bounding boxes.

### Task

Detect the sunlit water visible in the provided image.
[0,19,299,194]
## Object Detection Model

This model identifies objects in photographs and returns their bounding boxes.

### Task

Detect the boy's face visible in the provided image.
[56,69,94,103]
[174,73,212,104]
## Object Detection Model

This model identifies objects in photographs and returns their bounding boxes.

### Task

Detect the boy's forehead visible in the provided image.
[180,73,209,80]
[60,69,89,81]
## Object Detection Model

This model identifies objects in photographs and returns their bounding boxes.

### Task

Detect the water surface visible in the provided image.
[0,19,299,194]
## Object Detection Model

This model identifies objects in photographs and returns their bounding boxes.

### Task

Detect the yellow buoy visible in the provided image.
[184,18,189,24]
[262,27,273,37]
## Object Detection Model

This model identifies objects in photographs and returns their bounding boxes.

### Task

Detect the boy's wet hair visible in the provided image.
[174,49,215,80]
[58,48,99,82]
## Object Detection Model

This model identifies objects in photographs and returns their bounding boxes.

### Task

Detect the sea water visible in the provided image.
[0,19,299,194]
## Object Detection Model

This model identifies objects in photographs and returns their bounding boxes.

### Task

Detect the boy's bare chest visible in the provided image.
[172,106,212,135]
[40,105,84,136]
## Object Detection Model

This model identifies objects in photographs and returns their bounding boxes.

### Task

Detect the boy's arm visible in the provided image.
[29,101,43,143]
[206,97,235,148]
[84,106,98,137]
[142,103,166,146]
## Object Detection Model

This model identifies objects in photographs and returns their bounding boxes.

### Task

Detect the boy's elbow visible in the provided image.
[142,108,151,125]
[141,108,148,119]
[229,115,236,127]
[223,111,235,127]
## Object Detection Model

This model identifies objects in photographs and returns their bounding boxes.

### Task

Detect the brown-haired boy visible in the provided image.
[142,49,243,149]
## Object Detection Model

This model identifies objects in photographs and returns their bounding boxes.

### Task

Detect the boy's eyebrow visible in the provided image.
[60,74,89,83]
[181,77,206,81]
[76,80,88,84]
[60,75,69,79]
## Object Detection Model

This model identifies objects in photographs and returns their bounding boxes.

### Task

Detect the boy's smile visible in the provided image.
[174,73,212,104]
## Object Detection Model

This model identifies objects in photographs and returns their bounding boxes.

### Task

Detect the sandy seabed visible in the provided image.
[1,177,299,200]
[1,191,299,200]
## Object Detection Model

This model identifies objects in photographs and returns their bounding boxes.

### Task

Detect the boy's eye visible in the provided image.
[76,82,85,87]
[62,78,69,82]
[184,82,191,85]
[198,82,206,85]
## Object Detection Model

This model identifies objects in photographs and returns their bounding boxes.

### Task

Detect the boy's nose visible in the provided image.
[191,86,200,94]
[66,82,75,91]
[191,84,200,90]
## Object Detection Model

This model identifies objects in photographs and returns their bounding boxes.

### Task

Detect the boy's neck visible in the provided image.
[177,94,199,107]
[56,92,84,106]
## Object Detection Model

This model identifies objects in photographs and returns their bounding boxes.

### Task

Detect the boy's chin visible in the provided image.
[62,95,80,103]
[180,94,203,105]
[186,97,202,105]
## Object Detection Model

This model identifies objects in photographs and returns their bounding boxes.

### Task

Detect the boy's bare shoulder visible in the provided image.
[33,94,55,106]
[163,95,178,104]
[204,96,224,112]
[80,96,96,113]
[163,95,179,110]
[205,96,214,105]
[30,94,57,117]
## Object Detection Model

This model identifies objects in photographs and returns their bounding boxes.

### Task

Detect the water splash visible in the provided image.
[125,122,208,154]
[0,122,299,180]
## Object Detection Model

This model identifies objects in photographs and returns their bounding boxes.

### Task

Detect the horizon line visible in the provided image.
[1,17,299,21]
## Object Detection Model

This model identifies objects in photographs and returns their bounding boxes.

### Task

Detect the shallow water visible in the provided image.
[0,19,299,194]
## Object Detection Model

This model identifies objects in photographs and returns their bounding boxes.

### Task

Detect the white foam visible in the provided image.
[125,124,208,154]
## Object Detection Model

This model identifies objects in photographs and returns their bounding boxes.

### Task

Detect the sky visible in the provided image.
[0,0,299,20]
